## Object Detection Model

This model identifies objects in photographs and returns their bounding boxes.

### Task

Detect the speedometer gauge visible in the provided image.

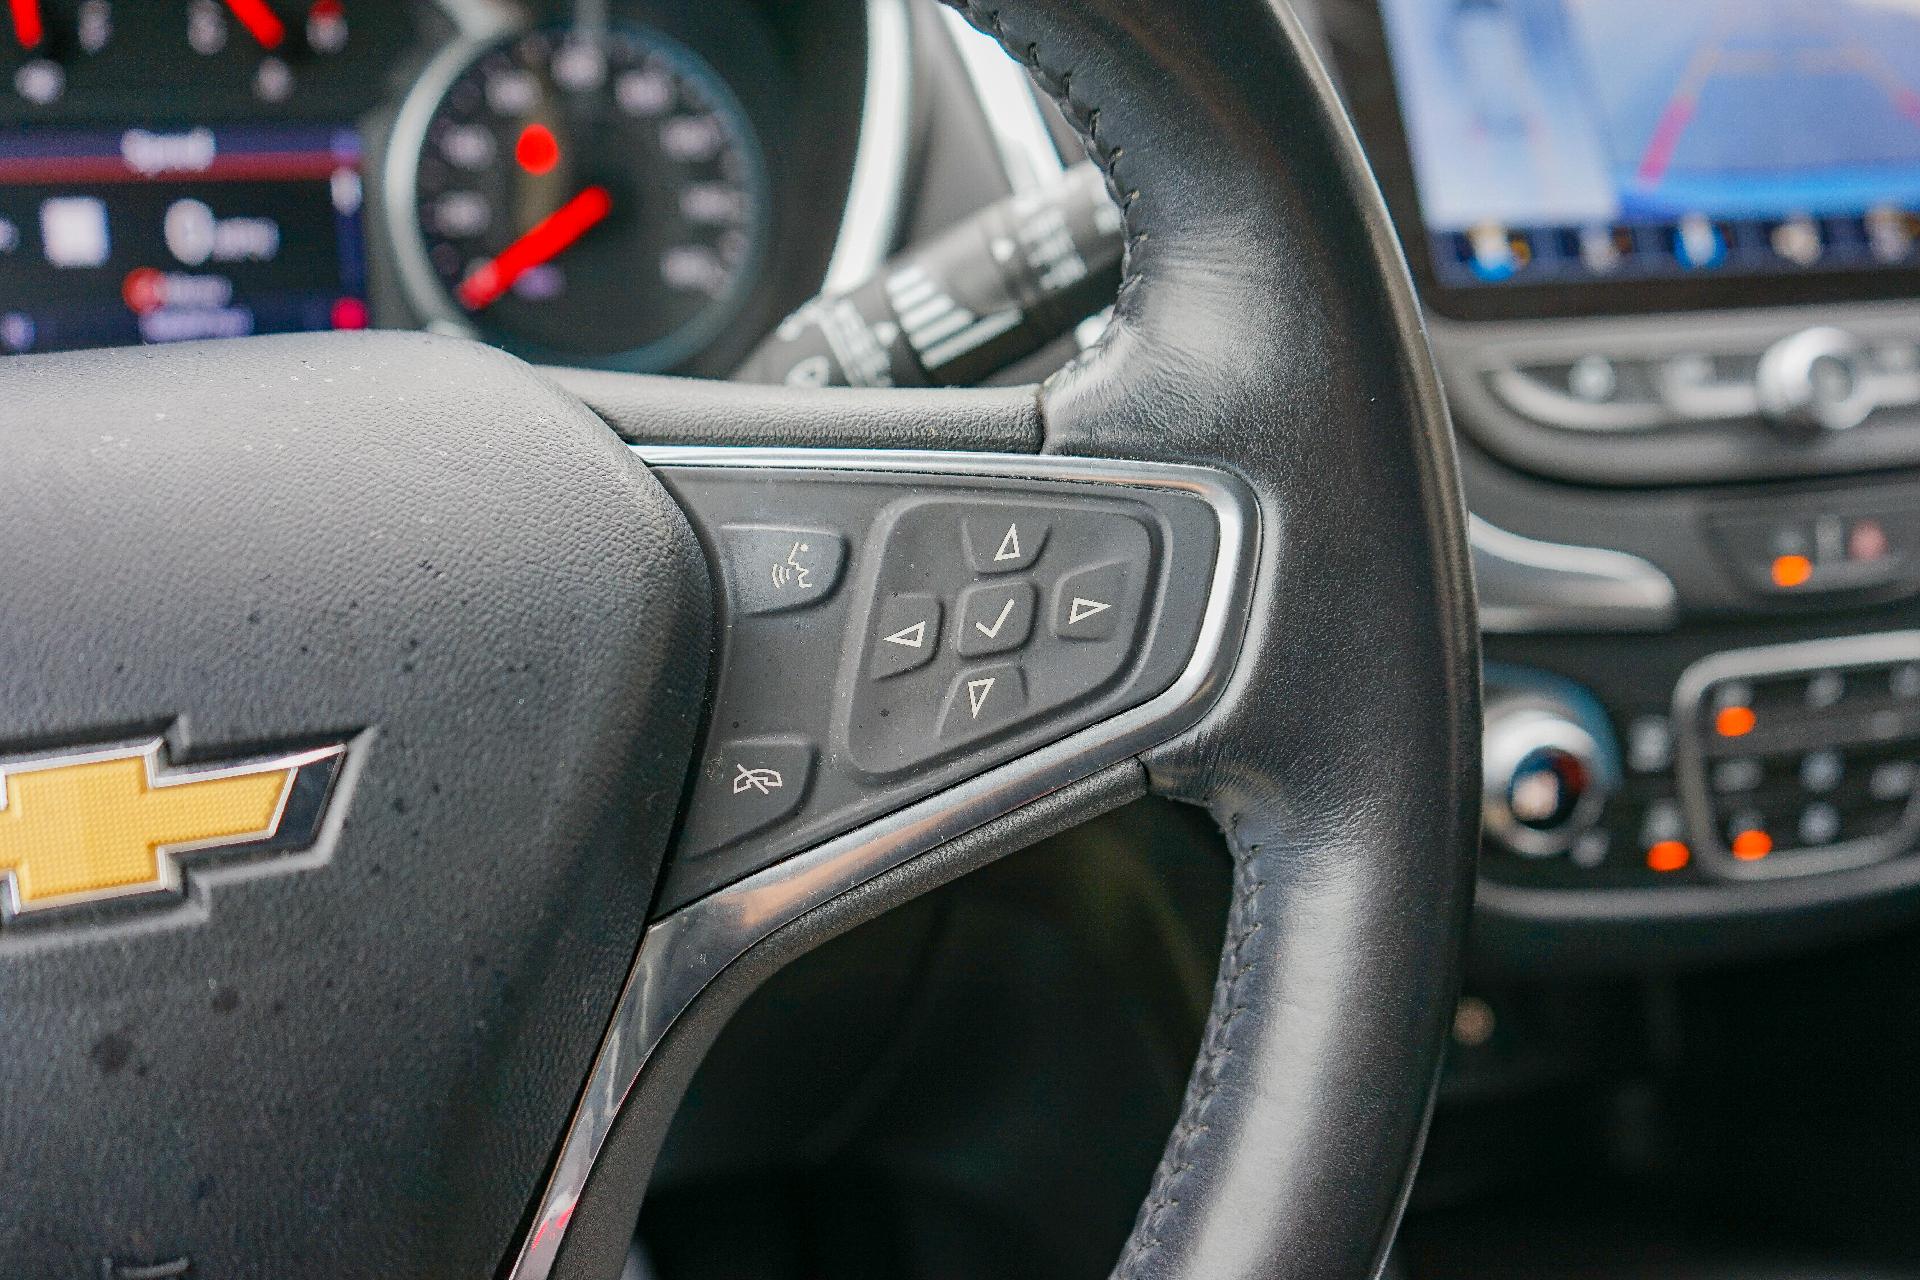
[392,22,769,371]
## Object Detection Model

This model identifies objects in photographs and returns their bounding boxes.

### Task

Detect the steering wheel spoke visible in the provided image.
[510,441,1256,1279]
[644,445,1254,909]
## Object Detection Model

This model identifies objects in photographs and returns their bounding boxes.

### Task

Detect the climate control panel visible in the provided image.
[1673,635,1920,878]
[1481,635,1920,890]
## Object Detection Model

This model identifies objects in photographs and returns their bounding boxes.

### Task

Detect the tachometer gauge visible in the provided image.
[392,22,769,371]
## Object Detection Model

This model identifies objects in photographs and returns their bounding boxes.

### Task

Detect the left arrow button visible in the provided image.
[870,592,942,680]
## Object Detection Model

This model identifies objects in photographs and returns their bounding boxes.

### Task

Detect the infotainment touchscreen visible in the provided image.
[1358,0,1920,311]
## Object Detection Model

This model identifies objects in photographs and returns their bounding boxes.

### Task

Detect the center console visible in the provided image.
[1322,0,1920,968]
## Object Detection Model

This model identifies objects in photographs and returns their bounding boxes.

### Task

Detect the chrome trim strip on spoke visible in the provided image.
[822,0,915,292]
[937,4,1067,195]
[1469,515,1678,633]
[504,447,1258,1280]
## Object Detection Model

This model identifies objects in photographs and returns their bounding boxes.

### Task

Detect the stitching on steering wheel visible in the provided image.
[941,5,1276,1272]
[1116,825,1268,1277]
[946,2,1144,391]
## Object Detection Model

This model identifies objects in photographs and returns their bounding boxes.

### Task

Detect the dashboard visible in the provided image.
[1317,0,1920,970]
[0,0,867,374]
[14,0,1920,976]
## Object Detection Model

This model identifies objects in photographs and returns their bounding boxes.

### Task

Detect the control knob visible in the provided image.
[1482,696,1614,858]
[1756,327,1876,435]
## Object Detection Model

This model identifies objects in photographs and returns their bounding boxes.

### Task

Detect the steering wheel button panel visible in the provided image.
[717,524,847,614]
[649,455,1223,912]
[844,496,1160,779]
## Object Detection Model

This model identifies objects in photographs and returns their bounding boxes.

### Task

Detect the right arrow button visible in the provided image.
[1053,559,1140,643]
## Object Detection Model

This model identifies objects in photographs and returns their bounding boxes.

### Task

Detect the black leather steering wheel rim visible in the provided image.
[1000,1,1482,1274]
[0,0,1477,1276]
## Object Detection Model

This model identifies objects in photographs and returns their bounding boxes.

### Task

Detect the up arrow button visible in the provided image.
[962,510,1049,573]
[994,524,1023,563]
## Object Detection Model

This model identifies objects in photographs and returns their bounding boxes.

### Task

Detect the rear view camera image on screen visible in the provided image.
[0,123,366,354]
[1378,0,1920,288]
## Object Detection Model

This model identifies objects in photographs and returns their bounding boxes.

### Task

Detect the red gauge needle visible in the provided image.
[456,185,613,311]
[222,0,286,50]
[9,0,43,50]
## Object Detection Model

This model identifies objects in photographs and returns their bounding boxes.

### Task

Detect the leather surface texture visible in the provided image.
[0,332,712,1278]
[551,366,1043,452]
[944,2,1485,1277]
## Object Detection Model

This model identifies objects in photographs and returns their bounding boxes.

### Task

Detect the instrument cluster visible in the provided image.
[0,0,846,371]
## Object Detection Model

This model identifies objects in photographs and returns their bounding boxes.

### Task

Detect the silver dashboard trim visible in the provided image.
[1470,516,1678,633]
[502,446,1257,1280]
[1483,365,1669,434]
[822,0,915,293]
[937,4,1067,196]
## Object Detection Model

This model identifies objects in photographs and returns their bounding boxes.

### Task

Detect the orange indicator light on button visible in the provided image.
[1731,829,1774,861]
[1646,840,1691,872]
[1715,705,1757,738]
[1770,554,1814,588]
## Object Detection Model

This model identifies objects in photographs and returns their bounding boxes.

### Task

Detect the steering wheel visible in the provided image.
[0,0,1478,1277]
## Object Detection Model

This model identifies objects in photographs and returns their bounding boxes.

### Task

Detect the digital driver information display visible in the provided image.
[1379,0,1920,287]
[0,123,366,353]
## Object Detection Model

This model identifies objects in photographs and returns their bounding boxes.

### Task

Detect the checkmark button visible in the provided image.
[975,598,1016,639]
[955,580,1035,657]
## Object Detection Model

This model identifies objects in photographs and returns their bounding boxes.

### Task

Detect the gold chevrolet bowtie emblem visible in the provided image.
[0,739,347,918]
